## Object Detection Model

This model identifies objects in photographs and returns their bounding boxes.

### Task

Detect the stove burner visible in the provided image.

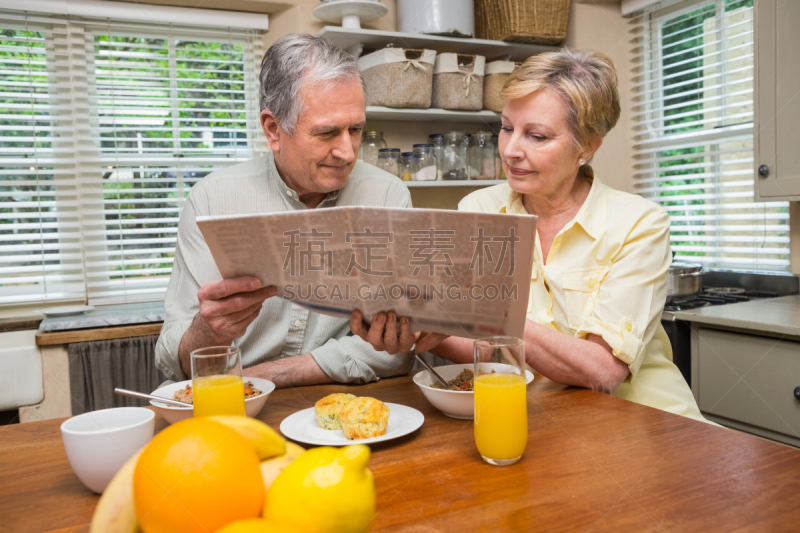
[664,288,779,313]
[704,287,746,296]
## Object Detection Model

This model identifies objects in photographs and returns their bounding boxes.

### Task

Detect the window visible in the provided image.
[0,12,264,306]
[632,0,790,271]
[0,20,85,304]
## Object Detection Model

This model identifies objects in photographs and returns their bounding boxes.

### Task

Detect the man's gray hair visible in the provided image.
[259,34,366,135]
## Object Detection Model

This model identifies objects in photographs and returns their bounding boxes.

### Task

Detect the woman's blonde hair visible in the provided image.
[501,48,620,178]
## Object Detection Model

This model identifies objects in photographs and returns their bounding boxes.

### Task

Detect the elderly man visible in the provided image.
[155,34,413,387]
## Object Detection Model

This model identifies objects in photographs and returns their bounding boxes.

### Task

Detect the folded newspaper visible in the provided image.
[197,206,537,339]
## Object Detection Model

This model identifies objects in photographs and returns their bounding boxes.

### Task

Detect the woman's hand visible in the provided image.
[350,310,449,355]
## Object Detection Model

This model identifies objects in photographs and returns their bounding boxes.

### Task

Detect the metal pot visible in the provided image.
[667,260,704,302]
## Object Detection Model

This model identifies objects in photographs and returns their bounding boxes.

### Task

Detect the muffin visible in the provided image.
[338,397,390,440]
[315,393,357,430]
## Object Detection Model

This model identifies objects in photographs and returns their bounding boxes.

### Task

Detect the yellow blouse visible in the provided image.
[459,178,705,422]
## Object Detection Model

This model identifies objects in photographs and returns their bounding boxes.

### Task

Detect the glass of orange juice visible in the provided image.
[473,336,527,466]
[190,346,245,417]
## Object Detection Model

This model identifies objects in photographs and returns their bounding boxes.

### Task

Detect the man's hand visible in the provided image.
[350,310,449,355]
[178,277,277,376]
[197,277,277,343]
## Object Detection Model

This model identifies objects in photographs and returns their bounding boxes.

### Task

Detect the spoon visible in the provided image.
[114,387,193,408]
[415,354,450,389]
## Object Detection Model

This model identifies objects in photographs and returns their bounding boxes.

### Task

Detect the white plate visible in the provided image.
[280,403,424,446]
[35,305,95,317]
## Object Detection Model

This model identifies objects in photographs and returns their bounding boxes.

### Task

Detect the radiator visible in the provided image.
[68,335,167,415]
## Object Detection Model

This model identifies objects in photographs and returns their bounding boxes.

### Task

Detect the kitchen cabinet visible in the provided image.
[754,0,800,200]
[675,294,800,447]
[693,326,800,447]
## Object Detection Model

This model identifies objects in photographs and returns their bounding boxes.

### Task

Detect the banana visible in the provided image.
[209,416,287,460]
[260,442,305,490]
[90,450,142,533]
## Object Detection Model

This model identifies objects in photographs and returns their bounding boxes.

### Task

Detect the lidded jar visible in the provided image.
[428,134,444,181]
[400,152,414,182]
[358,131,387,166]
[377,148,400,177]
[442,131,468,181]
[412,143,437,181]
[471,131,496,180]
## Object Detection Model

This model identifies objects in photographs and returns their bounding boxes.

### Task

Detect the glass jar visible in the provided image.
[442,131,468,181]
[463,134,478,179]
[358,131,386,167]
[400,152,414,182]
[472,131,496,180]
[428,133,444,181]
[493,134,505,179]
[377,148,399,177]
[412,143,437,181]
[389,148,402,177]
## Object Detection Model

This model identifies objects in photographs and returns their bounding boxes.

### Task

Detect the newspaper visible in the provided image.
[197,206,537,339]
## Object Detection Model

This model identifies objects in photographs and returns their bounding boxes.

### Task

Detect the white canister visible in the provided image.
[397,0,475,36]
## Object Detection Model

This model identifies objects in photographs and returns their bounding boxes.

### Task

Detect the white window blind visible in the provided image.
[81,23,264,304]
[0,12,265,306]
[0,17,86,304]
[631,0,791,271]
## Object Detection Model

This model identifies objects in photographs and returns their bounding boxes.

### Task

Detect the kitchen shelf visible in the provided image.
[366,106,500,123]
[318,26,556,61]
[404,180,505,187]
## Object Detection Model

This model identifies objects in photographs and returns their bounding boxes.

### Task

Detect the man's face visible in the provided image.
[263,78,366,197]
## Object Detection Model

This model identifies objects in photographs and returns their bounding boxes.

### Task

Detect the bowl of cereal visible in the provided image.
[149,377,275,424]
[412,363,534,420]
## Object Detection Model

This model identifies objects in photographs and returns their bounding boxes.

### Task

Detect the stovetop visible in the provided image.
[665,288,778,312]
[662,287,778,320]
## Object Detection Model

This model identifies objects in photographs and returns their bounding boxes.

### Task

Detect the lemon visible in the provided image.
[263,445,375,533]
[133,417,264,533]
[216,518,283,532]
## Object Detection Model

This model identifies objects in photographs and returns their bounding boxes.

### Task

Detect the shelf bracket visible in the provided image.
[347,42,365,58]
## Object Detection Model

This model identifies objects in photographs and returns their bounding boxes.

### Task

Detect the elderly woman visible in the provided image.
[352,49,704,421]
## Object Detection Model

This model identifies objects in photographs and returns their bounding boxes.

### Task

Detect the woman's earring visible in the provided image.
[579,158,586,165]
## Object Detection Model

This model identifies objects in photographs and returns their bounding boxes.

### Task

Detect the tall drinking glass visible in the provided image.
[191,346,245,417]
[473,336,527,465]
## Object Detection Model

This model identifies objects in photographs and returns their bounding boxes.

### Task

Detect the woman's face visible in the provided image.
[499,88,584,198]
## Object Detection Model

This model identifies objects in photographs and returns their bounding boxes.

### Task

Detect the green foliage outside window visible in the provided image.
[94,34,249,280]
[657,0,754,259]
[0,29,59,281]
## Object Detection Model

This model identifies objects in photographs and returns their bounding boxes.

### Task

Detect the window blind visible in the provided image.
[0,11,265,306]
[81,23,264,304]
[631,0,790,271]
[0,17,86,304]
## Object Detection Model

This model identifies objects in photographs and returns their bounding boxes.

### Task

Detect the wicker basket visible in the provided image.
[432,54,485,111]
[475,0,571,45]
[483,61,519,112]
[358,48,436,109]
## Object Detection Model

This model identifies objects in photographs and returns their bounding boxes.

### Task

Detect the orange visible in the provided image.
[133,417,264,533]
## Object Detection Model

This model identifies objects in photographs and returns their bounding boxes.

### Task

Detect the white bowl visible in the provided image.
[149,377,275,424]
[61,407,154,493]
[413,363,534,420]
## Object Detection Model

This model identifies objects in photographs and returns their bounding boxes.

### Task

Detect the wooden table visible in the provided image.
[3,375,800,532]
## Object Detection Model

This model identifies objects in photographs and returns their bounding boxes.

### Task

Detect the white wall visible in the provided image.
[564,0,635,194]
